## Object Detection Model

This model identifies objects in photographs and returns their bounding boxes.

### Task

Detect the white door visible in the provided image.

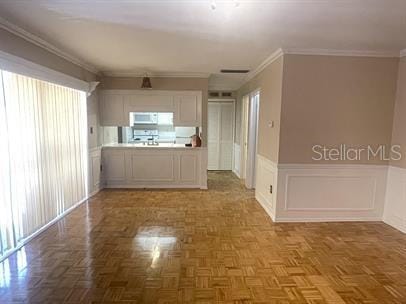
[208,103,221,170]
[208,102,235,170]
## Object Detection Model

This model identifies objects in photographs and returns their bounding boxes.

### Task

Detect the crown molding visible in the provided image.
[244,48,283,83]
[0,16,99,74]
[283,48,400,58]
[102,71,210,78]
[400,49,406,58]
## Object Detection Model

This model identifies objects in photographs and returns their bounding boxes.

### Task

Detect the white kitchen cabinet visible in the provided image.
[100,90,202,127]
[100,93,128,126]
[102,149,126,184]
[173,93,202,127]
[102,146,207,188]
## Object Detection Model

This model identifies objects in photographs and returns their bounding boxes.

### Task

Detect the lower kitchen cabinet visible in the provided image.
[102,147,207,189]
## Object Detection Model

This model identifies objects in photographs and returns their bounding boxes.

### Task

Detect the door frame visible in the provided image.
[240,89,260,189]
[240,94,250,179]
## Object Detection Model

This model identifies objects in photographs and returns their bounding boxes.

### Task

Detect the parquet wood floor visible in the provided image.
[1,172,406,303]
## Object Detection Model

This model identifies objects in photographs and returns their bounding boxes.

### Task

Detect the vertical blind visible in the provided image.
[0,70,88,260]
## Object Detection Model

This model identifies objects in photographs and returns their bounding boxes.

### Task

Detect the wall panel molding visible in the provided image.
[275,164,388,222]
[383,166,406,233]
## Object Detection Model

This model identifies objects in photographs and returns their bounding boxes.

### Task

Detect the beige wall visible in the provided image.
[100,76,209,146]
[0,28,97,82]
[278,54,399,164]
[390,57,406,168]
[236,56,284,163]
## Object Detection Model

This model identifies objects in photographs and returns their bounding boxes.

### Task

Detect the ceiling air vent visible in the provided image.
[209,92,220,97]
[221,92,232,97]
[220,69,250,73]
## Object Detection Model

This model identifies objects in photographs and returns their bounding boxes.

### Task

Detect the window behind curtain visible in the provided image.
[0,70,88,260]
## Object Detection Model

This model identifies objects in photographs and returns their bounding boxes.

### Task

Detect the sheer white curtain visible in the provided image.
[0,70,88,259]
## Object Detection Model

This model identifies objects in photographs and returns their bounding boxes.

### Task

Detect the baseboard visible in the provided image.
[105,184,204,189]
[89,186,102,197]
[256,191,275,221]
[383,214,406,233]
[233,143,241,178]
[0,195,89,263]
[276,216,382,223]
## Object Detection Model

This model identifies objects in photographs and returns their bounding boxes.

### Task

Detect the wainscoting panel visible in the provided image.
[255,155,277,221]
[89,147,102,196]
[383,166,406,233]
[233,143,241,178]
[275,164,388,222]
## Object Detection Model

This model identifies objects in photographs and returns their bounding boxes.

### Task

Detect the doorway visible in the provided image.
[240,91,260,189]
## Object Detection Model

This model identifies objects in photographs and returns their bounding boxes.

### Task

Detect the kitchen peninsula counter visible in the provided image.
[101,143,207,189]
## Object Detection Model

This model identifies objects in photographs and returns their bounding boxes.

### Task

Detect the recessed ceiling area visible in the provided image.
[0,0,406,90]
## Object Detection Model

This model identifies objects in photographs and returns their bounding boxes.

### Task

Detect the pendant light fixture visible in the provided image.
[141,74,152,89]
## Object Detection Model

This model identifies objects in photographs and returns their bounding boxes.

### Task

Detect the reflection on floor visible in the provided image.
[1,171,406,303]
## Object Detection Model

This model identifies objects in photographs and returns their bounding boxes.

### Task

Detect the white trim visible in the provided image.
[0,50,91,92]
[0,16,98,74]
[102,71,210,78]
[275,163,388,222]
[276,216,383,223]
[383,165,406,233]
[255,155,278,222]
[245,48,283,82]
[232,143,241,178]
[277,163,388,170]
[400,49,406,58]
[283,48,400,58]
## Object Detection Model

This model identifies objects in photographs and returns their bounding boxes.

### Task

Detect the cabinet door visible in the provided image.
[103,149,126,183]
[100,94,127,126]
[179,153,198,184]
[173,94,202,127]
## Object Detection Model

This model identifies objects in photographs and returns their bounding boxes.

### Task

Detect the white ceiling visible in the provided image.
[0,0,406,90]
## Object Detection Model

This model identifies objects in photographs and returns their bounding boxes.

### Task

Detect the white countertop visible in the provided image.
[103,143,204,149]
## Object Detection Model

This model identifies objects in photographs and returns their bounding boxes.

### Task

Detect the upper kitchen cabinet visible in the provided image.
[99,90,202,127]
[173,92,202,127]
[100,92,128,126]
